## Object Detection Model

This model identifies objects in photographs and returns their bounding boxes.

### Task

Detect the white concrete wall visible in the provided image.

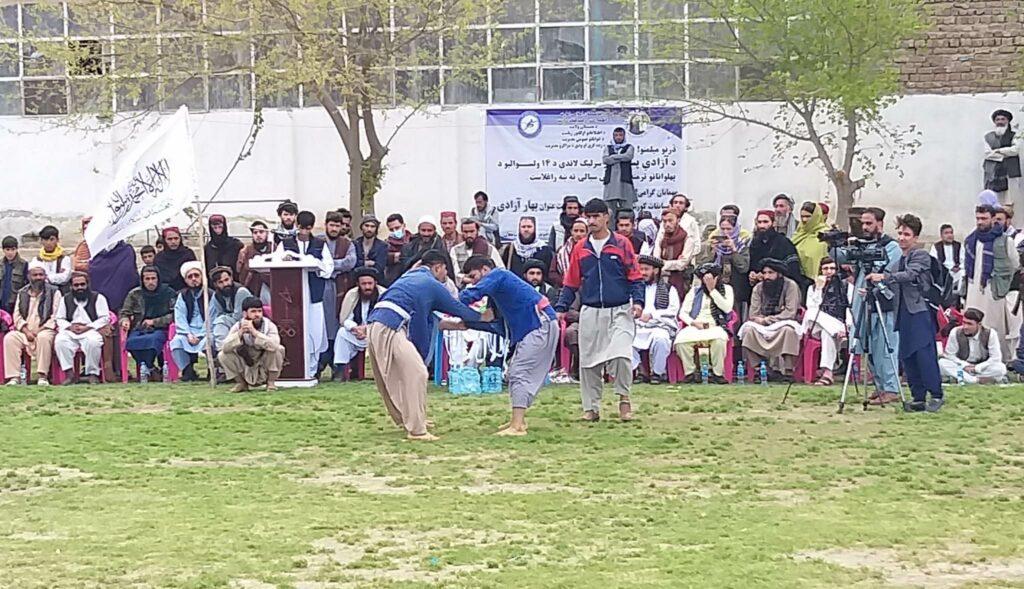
[1,92,1022,240]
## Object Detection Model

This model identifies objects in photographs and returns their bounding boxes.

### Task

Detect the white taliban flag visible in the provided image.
[85,105,198,256]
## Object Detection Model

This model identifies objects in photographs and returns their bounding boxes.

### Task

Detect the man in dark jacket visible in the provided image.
[399,216,456,281]
[204,214,244,275]
[1,235,28,315]
[547,195,581,250]
[354,214,388,273]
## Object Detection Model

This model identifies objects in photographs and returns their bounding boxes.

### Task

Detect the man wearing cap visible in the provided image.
[739,258,802,381]
[521,258,557,304]
[772,194,797,239]
[367,250,490,441]
[170,261,213,381]
[237,220,273,304]
[333,267,386,381]
[319,210,358,376]
[54,271,111,385]
[218,297,285,392]
[631,255,679,385]
[354,214,388,273]
[209,266,252,353]
[399,215,456,281]
[445,255,560,436]
[602,127,636,220]
[1,235,28,315]
[985,109,1022,210]
[273,200,299,245]
[451,219,504,285]
[3,262,58,386]
[439,211,461,251]
[555,198,644,422]
[676,262,735,384]
[548,195,582,250]
[277,211,336,378]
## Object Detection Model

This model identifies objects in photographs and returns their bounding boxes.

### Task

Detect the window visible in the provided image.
[496,0,534,25]
[116,80,157,111]
[542,67,583,101]
[210,74,251,109]
[22,3,64,36]
[590,25,633,61]
[0,81,20,114]
[493,67,536,102]
[444,69,487,104]
[690,62,736,99]
[492,28,535,65]
[24,79,66,114]
[590,64,634,99]
[639,63,685,100]
[540,0,583,23]
[163,76,205,110]
[590,0,630,22]
[540,26,584,62]
[396,69,440,104]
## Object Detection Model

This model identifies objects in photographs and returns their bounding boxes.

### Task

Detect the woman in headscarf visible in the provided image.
[203,214,244,274]
[701,215,752,310]
[791,202,831,282]
[154,227,197,291]
[119,265,176,380]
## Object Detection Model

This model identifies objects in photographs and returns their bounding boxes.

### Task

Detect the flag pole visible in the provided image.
[195,195,216,389]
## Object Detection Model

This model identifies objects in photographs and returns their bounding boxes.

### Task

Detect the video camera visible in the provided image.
[817,229,888,266]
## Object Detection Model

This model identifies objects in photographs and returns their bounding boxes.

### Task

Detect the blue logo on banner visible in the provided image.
[516,111,542,138]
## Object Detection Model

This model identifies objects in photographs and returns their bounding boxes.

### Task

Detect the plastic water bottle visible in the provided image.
[139,364,150,384]
[957,366,965,386]
[736,361,746,385]
[700,361,709,385]
[19,363,27,384]
[759,361,769,386]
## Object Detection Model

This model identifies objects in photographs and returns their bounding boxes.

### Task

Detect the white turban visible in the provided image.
[180,260,203,280]
[27,260,47,275]
[417,215,437,229]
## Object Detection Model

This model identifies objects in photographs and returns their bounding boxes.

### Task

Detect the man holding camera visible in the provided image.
[835,207,902,404]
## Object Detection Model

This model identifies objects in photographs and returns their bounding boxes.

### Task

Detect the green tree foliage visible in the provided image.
[643,0,927,226]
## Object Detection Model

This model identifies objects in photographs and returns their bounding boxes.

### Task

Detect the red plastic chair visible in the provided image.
[794,335,823,384]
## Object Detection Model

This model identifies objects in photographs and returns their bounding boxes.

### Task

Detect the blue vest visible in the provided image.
[282,236,327,304]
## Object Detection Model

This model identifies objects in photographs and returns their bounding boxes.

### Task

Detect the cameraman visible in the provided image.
[866,214,943,412]
[834,207,902,404]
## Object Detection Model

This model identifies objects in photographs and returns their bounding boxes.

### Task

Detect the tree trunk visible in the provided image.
[832,170,865,230]
[348,152,364,220]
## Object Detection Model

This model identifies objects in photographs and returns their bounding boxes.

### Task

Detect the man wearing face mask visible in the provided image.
[54,271,111,385]
[3,263,59,386]
[384,214,412,285]
[984,109,1022,211]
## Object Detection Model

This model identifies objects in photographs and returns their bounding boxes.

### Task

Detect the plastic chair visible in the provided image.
[351,350,367,380]
[432,329,450,386]
[558,317,570,370]
[675,312,739,383]
[120,323,178,383]
[794,335,823,384]
[0,310,11,382]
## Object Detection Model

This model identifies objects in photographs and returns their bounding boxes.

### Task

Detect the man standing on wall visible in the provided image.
[556,198,644,423]
[984,109,1022,211]
[601,127,636,221]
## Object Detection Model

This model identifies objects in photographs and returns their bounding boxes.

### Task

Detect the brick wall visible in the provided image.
[898,0,1024,94]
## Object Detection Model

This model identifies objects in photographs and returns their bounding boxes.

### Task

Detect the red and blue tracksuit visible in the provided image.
[555,233,644,312]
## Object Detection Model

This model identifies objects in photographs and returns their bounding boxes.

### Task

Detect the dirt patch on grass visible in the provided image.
[70,403,172,415]
[151,453,288,469]
[292,527,528,587]
[796,546,1024,588]
[759,489,810,505]
[189,405,261,415]
[229,580,276,589]
[0,465,93,495]
[459,481,584,495]
[294,470,414,496]
[6,531,68,541]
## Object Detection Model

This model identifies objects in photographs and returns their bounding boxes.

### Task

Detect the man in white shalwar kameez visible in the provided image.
[631,256,679,384]
[54,271,110,385]
[275,211,335,379]
[333,267,385,381]
[675,263,735,384]
[964,203,1019,361]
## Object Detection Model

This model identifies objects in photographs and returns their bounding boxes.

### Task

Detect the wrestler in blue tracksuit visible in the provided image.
[460,268,559,408]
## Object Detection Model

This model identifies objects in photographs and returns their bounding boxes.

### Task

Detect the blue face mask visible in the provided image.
[390,230,404,239]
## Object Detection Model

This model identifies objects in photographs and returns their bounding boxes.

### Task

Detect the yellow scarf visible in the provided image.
[37,244,65,262]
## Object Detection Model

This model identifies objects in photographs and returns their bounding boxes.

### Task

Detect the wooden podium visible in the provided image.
[249,255,321,388]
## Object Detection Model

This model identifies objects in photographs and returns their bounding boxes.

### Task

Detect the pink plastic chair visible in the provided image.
[120,323,178,383]
[558,317,570,370]
[0,310,11,382]
[794,335,823,384]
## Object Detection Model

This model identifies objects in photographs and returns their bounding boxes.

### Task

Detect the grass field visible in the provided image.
[2,381,1024,588]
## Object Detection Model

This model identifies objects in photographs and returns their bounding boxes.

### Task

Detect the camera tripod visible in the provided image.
[837,283,906,413]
